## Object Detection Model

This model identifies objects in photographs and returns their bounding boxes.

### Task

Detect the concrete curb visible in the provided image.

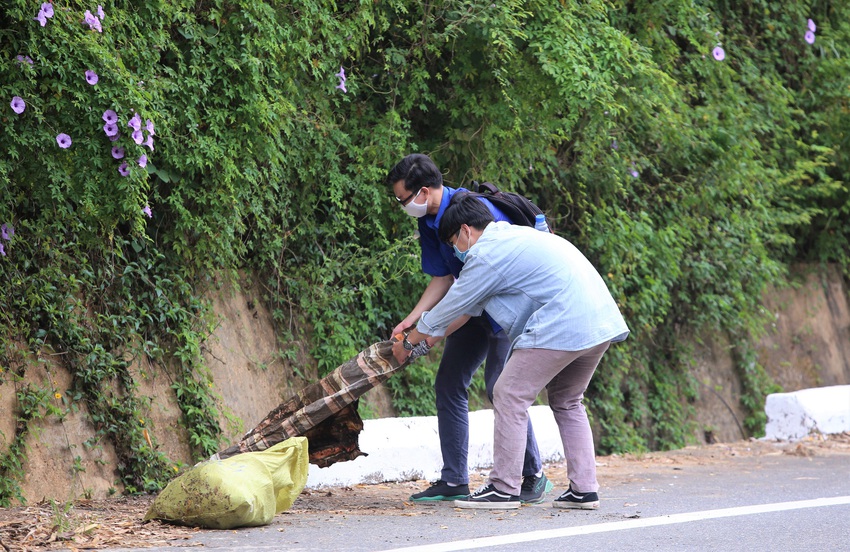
[307,386,850,488]
[765,385,850,441]
[306,405,564,488]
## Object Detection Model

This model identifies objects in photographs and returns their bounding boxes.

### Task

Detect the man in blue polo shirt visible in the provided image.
[386,153,549,503]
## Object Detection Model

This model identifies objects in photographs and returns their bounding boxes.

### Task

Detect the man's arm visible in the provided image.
[412,314,470,346]
[391,274,454,336]
[392,313,470,364]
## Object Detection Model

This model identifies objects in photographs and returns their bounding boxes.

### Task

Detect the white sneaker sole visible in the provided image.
[553,500,600,510]
[454,500,521,510]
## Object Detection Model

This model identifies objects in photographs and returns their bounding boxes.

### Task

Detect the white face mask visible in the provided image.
[401,189,428,218]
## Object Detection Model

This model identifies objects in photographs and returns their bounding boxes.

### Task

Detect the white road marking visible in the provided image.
[379,496,850,552]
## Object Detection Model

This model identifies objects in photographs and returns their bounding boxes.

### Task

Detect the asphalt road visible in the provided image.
[97,450,850,552]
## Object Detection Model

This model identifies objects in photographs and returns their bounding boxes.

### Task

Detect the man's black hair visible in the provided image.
[386,153,443,193]
[439,192,495,243]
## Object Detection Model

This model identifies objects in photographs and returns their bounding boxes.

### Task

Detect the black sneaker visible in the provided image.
[553,485,600,509]
[519,473,554,504]
[453,484,521,509]
[410,480,470,502]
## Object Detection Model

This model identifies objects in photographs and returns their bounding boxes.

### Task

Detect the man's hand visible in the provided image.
[391,328,435,364]
[391,320,415,338]
[391,339,412,364]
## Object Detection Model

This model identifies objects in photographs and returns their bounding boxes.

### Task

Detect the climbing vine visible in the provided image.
[1,0,849,504]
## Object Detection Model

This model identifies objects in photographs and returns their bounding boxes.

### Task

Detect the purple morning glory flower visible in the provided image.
[808,19,816,33]
[111,146,125,159]
[712,46,725,61]
[146,119,155,135]
[40,2,54,17]
[104,122,119,136]
[335,66,348,93]
[142,205,152,218]
[630,169,639,178]
[1,223,14,241]
[132,129,144,144]
[118,162,129,176]
[144,135,155,151]
[103,109,118,124]
[11,96,25,114]
[98,5,105,19]
[611,140,618,150]
[108,133,120,142]
[84,10,102,32]
[128,113,142,130]
[35,9,47,26]
[805,31,816,45]
[138,154,148,168]
[16,55,34,65]
[0,243,5,256]
[57,133,72,148]
[85,70,99,85]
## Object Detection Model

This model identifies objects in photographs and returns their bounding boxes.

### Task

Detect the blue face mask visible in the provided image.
[452,229,470,262]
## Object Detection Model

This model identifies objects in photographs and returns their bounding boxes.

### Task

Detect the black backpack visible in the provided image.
[469,181,549,230]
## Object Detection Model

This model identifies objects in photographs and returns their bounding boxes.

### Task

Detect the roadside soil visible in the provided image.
[3,433,849,551]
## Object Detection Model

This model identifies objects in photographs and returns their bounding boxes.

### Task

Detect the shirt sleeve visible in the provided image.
[417,254,504,336]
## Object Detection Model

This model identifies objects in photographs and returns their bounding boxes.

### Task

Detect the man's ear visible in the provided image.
[421,185,431,203]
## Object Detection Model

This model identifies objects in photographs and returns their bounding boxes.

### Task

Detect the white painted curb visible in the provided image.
[306,386,850,487]
[764,385,850,441]
[306,405,565,488]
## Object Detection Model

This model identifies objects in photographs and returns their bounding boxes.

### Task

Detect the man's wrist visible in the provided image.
[402,336,416,351]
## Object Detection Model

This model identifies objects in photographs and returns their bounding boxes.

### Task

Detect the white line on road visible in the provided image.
[379,496,850,552]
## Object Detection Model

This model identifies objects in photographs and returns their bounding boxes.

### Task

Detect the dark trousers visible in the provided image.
[435,315,542,484]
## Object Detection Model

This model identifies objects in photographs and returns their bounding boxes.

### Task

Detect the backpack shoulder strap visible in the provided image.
[472,181,500,195]
[468,181,544,227]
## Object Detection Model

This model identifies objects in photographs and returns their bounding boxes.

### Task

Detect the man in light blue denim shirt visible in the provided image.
[393,194,629,510]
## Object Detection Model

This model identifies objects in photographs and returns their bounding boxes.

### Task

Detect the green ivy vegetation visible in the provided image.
[1,0,848,504]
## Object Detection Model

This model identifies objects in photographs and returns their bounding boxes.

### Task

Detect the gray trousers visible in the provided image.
[488,342,610,496]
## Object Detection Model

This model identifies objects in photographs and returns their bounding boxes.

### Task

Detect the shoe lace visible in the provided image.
[520,476,537,491]
[471,484,491,496]
[560,486,585,499]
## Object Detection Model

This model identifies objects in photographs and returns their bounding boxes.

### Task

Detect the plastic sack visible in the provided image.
[144,436,309,529]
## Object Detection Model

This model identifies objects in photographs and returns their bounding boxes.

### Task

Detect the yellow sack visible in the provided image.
[144,436,309,529]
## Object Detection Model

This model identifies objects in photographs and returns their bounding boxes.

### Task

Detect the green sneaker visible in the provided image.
[519,473,554,504]
[410,480,470,502]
